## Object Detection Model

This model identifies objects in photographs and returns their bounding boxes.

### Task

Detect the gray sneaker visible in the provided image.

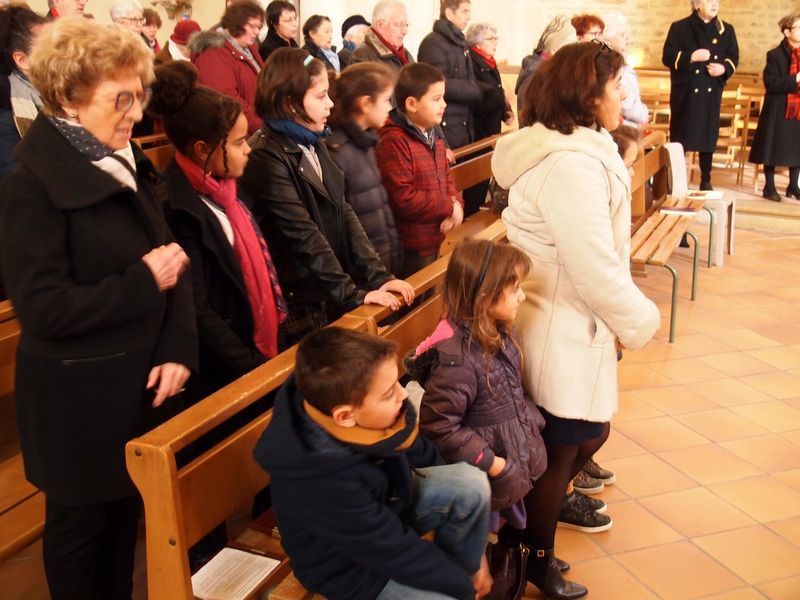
[573,490,607,514]
[573,469,604,495]
[558,492,613,533]
[583,457,616,485]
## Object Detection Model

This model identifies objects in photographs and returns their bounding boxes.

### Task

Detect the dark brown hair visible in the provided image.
[571,14,604,36]
[328,62,395,126]
[443,239,531,356]
[302,14,329,41]
[148,61,242,176]
[611,123,639,158]
[0,5,46,76]
[266,0,295,29]
[395,62,444,112]
[295,327,398,414]
[779,11,800,33]
[220,0,264,38]
[440,0,469,19]
[142,7,161,28]
[522,41,625,134]
[255,47,326,123]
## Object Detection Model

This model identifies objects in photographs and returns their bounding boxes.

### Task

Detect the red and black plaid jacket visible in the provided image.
[376,111,459,256]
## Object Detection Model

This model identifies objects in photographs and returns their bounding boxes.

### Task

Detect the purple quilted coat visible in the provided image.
[406,319,547,512]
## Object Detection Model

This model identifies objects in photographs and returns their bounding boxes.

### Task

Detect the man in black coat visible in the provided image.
[748,12,800,201]
[419,0,487,216]
[662,0,739,190]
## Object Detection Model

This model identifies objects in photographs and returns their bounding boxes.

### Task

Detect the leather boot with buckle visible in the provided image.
[526,547,588,599]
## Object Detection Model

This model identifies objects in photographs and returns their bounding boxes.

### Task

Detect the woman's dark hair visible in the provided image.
[295,327,397,415]
[394,62,444,112]
[148,61,242,175]
[255,47,326,122]
[221,0,264,38]
[142,7,162,28]
[522,41,625,134]
[266,0,295,29]
[302,14,329,41]
[0,5,47,76]
[328,62,395,126]
[571,14,604,36]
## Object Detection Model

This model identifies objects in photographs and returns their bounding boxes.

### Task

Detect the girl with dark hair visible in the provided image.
[302,14,339,72]
[0,4,47,181]
[240,48,414,346]
[149,60,285,403]
[326,62,401,274]
[492,42,660,599]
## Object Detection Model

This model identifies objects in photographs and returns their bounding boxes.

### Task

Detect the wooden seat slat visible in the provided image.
[0,455,37,517]
[632,214,682,264]
[0,492,44,562]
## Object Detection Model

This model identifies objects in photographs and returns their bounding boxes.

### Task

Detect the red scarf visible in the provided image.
[372,27,409,65]
[175,153,286,358]
[470,45,496,70]
[786,41,800,121]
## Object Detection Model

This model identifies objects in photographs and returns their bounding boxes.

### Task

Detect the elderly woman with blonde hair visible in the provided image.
[0,18,197,598]
[467,22,514,140]
[603,12,649,128]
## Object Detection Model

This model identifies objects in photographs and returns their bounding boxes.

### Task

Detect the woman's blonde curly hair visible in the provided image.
[29,18,154,117]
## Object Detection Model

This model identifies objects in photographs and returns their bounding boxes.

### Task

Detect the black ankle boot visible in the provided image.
[786,185,800,199]
[526,547,587,599]
[507,524,569,572]
[763,188,782,202]
[700,179,714,191]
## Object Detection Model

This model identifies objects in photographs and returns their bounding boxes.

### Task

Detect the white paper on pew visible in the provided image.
[191,547,280,600]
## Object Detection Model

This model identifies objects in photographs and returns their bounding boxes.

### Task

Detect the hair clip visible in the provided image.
[303,55,314,67]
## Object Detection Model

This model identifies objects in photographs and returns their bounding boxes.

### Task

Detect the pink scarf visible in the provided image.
[175,153,286,358]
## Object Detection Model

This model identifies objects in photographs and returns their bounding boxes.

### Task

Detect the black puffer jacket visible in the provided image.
[406,320,547,511]
[469,49,510,141]
[418,19,483,149]
[239,124,394,319]
[326,122,402,275]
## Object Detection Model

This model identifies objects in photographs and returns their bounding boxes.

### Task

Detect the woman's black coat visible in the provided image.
[259,27,298,63]
[326,122,403,275]
[749,42,800,167]
[239,125,393,320]
[160,159,267,405]
[0,116,198,505]
[662,12,739,153]
[303,40,338,72]
[469,49,508,140]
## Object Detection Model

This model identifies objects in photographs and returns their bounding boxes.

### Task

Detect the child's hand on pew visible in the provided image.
[379,279,415,305]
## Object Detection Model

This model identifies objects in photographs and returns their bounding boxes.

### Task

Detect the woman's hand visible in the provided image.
[488,456,506,477]
[691,48,710,62]
[364,290,403,310]
[142,243,189,292]
[473,554,493,599]
[146,362,190,407]
[379,279,415,305]
[706,63,725,77]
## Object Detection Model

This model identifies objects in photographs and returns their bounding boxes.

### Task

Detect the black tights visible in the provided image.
[522,423,610,549]
[765,165,800,193]
[699,152,713,182]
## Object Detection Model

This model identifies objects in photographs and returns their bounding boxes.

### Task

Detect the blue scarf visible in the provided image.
[266,119,331,147]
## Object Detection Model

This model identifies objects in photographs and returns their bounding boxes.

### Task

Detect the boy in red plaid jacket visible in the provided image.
[376,63,464,279]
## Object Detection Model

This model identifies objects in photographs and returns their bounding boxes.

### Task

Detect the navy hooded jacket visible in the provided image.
[253,376,475,600]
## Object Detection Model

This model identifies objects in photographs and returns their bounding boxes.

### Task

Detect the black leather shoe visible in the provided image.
[763,190,782,202]
[556,557,570,573]
[527,547,588,599]
[699,180,714,191]
[786,186,800,199]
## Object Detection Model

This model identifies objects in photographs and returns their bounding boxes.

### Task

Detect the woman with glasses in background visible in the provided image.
[110,0,146,36]
[749,11,800,201]
[571,13,604,43]
[467,22,514,140]
[0,19,197,599]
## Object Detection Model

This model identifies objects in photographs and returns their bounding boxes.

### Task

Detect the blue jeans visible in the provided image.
[376,462,490,599]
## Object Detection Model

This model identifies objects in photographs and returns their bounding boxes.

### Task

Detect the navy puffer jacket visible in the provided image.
[406,320,547,511]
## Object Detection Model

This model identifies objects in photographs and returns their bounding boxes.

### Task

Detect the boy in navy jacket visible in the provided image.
[253,327,491,600]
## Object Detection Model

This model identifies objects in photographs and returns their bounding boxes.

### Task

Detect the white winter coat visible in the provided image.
[492,123,660,422]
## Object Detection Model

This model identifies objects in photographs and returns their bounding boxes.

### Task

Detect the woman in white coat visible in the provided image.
[492,41,660,600]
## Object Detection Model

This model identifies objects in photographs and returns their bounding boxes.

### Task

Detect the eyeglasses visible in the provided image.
[586,30,603,38]
[121,16,146,25]
[485,36,499,42]
[115,89,152,113]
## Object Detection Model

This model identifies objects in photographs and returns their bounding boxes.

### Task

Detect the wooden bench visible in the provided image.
[631,196,705,343]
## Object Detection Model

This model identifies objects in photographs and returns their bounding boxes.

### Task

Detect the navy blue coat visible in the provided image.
[253,376,475,600]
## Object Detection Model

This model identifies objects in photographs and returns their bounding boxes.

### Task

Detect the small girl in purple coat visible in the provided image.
[406,240,546,533]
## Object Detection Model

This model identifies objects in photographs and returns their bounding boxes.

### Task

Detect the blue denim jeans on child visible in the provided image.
[376,462,491,600]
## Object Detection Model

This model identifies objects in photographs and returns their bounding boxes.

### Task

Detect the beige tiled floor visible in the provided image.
[520,222,800,599]
[4,215,800,598]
